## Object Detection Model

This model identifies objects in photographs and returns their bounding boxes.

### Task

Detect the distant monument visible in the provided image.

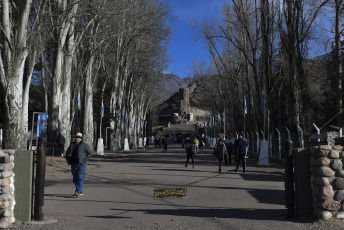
[179,87,190,120]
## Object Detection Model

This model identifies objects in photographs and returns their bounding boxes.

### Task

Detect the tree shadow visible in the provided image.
[109,207,287,221]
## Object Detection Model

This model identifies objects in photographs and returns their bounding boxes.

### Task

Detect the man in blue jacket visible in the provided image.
[234,135,248,174]
[66,133,93,197]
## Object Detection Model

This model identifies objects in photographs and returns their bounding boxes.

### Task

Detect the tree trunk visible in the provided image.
[83,55,95,145]
[2,0,31,149]
[335,0,343,127]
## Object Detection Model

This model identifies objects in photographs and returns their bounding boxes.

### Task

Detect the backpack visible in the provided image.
[191,144,196,155]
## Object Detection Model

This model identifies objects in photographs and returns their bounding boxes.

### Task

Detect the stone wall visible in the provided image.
[310,145,344,220]
[0,150,15,228]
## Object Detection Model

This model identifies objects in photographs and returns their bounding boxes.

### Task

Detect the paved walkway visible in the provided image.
[10,144,333,229]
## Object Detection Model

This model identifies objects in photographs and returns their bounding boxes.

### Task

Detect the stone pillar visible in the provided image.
[13,150,33,222]
[0,150,16,228]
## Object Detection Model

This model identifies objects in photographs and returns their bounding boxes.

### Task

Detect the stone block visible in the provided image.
[0,195,9,201]
[313,177,329,187]
[0,218,9,229]
[334,190,344,202]
[2,150,14,155]
[318,211,332,220]
[0,209,11,217]
[330,159,343,170]
[0,201,10,209]
[1,186,13,195]
[316,157,330,166]
[320,199,341,211]
[336,212,344,218]
[317,166,335,177]
[1,171,11,179]
[8,162,13,171]
[333,178,344,190]
[336,170,344,178]
[333,145,343,151]
[329,150,340,159]
[0,179,10,187]
[319,145,332,150]
[320,185,334,200]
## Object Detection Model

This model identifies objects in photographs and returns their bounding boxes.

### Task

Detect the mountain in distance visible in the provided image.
[156,74,193,101]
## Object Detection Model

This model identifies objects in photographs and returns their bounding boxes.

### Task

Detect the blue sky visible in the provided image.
[166,0,226,78]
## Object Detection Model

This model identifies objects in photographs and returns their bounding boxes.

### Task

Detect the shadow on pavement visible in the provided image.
[108,207,286,221]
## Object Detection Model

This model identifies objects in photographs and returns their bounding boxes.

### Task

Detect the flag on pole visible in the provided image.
[125,112,128,123]
[261,85,265,111]
[101,100,104,118]
[244,96,247,114]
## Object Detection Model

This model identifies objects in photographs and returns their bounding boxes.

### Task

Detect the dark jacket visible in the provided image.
[66,140,92,165]
[234,138,248,155]
[56,133,65,145]
[216,141,227,160]
[186,144,196,156]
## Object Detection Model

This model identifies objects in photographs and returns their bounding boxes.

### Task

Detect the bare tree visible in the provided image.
[0,0,32,149]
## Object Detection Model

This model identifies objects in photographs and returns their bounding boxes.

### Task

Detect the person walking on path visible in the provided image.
[225,138,235,165]
[56,132,66,157]
[163,136,169,152]
[214,138,228,173]
[199,139,205,154]
[234,135,249,174]
[185,143,196,168]
[65,133,93,197]
[145,138,150,149]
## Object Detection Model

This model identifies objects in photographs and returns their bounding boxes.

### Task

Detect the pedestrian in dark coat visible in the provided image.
[215,139,228,173]
[234,135,249,174]
[163,136,168,152]
[65,133,92,197]
[56,133,66,157]
[185,143,196,168]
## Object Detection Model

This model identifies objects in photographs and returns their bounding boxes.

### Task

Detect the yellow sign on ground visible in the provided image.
[154,187,187,199]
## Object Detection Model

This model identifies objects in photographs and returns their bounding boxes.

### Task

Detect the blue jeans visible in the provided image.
[71,163,87,194]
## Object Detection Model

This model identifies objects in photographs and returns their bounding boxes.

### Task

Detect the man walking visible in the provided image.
[234,135,248,174]
[163,136,169,152]
[185,143,196,168]
[56,132,65,157]
[65,133,93,197]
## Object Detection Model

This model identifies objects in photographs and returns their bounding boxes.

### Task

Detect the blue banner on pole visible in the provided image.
[77,90,81,110]
[36,114,48,139]
[244,96,247,114]
[101,100,104,118]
